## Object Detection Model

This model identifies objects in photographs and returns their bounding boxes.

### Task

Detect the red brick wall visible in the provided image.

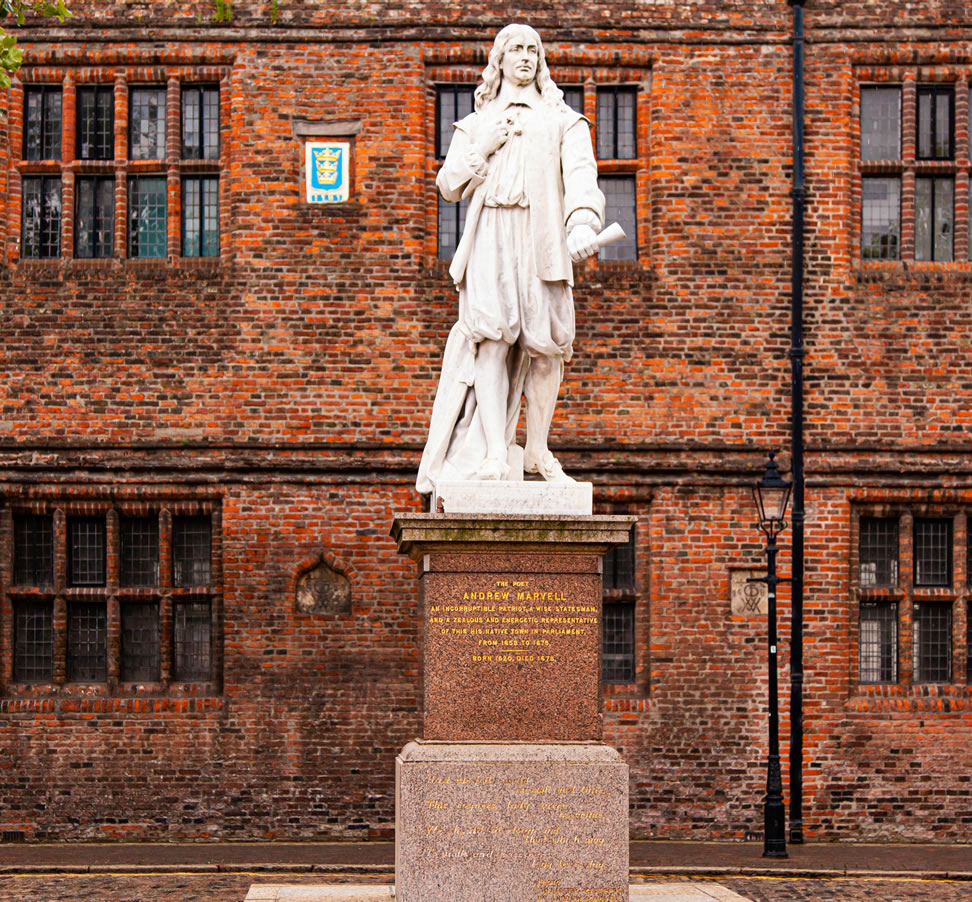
[0,2,970,842]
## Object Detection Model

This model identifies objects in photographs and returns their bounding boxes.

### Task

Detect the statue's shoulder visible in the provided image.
[453,109,480,136]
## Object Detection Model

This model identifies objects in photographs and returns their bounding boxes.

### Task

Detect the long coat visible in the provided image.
[436,93,605,287]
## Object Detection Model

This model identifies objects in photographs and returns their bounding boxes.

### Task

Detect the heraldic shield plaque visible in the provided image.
[305,140,350,203]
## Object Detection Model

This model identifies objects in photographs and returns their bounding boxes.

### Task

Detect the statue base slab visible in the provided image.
[432,479,593,516]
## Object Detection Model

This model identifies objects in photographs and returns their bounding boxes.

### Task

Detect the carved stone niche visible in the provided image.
[296,559,351,614]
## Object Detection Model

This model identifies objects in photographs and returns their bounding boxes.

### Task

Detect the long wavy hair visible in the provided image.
[474,24,569,113]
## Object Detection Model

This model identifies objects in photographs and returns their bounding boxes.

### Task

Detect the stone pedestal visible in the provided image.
[391,512,635,902]
[396,741,628,902]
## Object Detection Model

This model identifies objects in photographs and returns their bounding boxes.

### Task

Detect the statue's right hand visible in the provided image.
[476,116,511,158]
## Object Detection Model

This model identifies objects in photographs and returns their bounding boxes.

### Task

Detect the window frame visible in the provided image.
[21,174,62,259]
[22,84,62,161]
[76,84,115,162]
[12,67,227,265]
[853,506,970,691]
[2,498,222,695]
[856,73,971,267]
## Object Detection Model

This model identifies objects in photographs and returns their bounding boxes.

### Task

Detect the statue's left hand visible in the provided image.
[567,224,599,262]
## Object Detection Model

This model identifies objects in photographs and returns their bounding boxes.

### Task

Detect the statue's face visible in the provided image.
[500,29,539,88]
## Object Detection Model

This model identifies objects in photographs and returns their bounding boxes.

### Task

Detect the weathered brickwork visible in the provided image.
[0,1,970,843]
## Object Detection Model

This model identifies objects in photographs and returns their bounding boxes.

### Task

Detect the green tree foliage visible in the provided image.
[0,1,71,89]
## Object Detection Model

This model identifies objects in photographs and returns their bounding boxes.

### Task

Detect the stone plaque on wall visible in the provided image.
[730,569,767,615]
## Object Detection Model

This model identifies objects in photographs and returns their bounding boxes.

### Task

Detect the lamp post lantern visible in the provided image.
[751,451,791,858]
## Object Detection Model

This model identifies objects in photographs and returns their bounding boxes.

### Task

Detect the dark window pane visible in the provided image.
[435,85,475,160]
[13,600,53,682]
[174,600,212,681]
[913,602,952,683]
[120,516,159,587]
[860,86,900,161]
[68,517,106,587]
[182,176,219,257]
[76,86,114,161]
[602,603,634,683]
[914,518,952,587]
[917,84,953,160]
[861,177,900,260]
[915,177,953,262]
[173,516,212,586]
[121,602,160,681]
[859,517,898,587]
[182,85,219,160]
[13,514,54,588]
[128,176,167,258]
[75,176,115,259]
[23,86,62,161]
[437,195,468,260]
[598,175,637,261]
[129,87,167,160]
[603,528,635,591]
[859,602,897,683]
[22,176,62,258]
[561,86,584,115]
[67,602,107,682]
[596,87,637,159]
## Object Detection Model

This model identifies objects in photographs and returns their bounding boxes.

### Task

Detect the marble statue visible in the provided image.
[416,23,606,495]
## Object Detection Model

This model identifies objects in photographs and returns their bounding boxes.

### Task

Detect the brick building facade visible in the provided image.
[0,0,970,843]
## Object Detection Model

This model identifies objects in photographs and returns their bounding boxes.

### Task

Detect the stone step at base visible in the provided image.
[244,884,754,901]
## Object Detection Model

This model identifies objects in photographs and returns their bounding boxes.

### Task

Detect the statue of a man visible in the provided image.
[416,23,604,494]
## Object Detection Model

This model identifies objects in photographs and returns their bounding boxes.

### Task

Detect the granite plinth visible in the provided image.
[433,480,593,516]
[422,551,602,741]
[395,741,629,902]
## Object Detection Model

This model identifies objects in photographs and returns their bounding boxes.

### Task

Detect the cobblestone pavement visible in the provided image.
[0,874,970,902]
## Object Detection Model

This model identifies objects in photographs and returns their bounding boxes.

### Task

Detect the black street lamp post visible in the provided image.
[751,452,791,859]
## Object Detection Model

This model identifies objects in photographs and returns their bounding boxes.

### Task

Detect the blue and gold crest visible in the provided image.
[305,141,350,203]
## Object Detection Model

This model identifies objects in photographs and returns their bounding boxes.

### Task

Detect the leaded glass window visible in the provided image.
[182,176,219,257]
[598,175,637,261]
[915,177,953,262]
[129,87,167,160]
[13,513,54,588]
[120,516,159,587]
[121,602,160,681]
[914,518,952,587]
[75,176,115,259]
[23,86,62,161]
[173,516,212,586]
[596,87,637,160]
[182,85,220,160]
[913,602,952,683]
[68,517,106,587]
[859,517,898,587]
[861,177,900,260]
[77,86,114,161]
[21,176,62,258]
[859,602,897,683]
[916,84,953,161]
[602,603,635,683]
[174,601,212,681]
[13,600,53,683]
[435,85,474,260]
[860,86,901,161]
[67,602,107,682]
[128,175,167,258]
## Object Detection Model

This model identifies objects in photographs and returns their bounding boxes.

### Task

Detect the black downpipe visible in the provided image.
[787,0,806,844]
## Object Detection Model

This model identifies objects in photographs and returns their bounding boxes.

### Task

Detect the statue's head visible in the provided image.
[475,23,566,113]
